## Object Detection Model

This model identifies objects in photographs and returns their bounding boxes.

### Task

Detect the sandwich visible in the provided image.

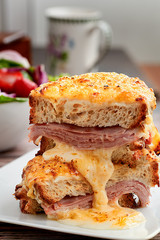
[15,72,160,229]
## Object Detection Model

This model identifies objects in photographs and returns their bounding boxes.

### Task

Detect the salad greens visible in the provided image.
[21,70,33,81]
[0,73,68,104]
[0,59,23,69]
[48,73,69,82]
[0,50,69,104]
[0,94,27,104]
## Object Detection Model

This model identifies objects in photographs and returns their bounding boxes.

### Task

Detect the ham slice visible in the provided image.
[29,123,141,150]
[42,180,150,215]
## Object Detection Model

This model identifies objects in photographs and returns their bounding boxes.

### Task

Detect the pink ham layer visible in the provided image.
[42,180,150,215]
[29,123,141,150]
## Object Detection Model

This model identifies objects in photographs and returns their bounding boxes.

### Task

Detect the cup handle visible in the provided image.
[87,21,112,72]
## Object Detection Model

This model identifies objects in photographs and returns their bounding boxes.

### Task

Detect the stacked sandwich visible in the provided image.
[15,72,160,229]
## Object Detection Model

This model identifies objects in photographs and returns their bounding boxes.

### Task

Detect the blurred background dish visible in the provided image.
[0,0,160,91]
[1,0,160,64]
[0,101,29,152]
[0,50,48,151]
[45,6,112,75]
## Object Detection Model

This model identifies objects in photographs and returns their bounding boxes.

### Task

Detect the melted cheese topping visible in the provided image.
[43,141,145,229]
[144,112,160,150]
[43,141,113,209]
[31,72,156,106]
[49,204,144,229]
[149,123,160,151]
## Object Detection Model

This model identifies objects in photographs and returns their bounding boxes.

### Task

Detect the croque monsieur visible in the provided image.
[15,72,160,229]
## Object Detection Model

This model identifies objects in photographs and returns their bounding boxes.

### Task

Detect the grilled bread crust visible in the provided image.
[29,72,156,128]
[16,149,159,210]
[21,155,92,204]
[15,184,43,214]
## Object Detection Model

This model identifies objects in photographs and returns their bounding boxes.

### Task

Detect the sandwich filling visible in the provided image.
[45,180,150,213]
[25,117,159,228]
[23,133,158,228]
[42,140,150,227]
[29,123,149,150]
[15,72,160,230]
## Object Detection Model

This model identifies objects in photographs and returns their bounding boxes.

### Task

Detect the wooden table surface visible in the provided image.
[0,49,160,240]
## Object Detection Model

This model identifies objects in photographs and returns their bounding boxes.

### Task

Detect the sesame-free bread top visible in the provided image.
[29,72,156,128]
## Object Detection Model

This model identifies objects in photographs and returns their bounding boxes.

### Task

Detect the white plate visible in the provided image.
[0,149,160,240]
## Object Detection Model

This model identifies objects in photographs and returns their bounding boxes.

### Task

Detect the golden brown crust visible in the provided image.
[30,72,155,106]
[29,72,156,128]
[15,184,43,214]
[36,137,56,156]
[23,155,80,180]
[22,155,92,204]
[131,102,147,128]
[108,148,159,188]
[150,160,159,187]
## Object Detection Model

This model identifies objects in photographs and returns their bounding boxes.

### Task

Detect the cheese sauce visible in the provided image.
[43,141,145,229]
[48,204,144,229]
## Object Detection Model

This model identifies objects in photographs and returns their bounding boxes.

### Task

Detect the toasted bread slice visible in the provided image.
[21,155,92,203]
[29,72,156,128]
[16,149,159,210]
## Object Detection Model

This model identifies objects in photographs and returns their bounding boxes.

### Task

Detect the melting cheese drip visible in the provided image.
[43,141,145,229]
[73,149,114,211]
[43,141,113,209]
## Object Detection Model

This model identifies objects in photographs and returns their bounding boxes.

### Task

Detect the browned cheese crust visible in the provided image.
[21,155,92,204]
[29,72,156,128]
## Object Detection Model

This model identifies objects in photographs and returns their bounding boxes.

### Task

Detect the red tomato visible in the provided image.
[0,69,38,97]
[0,69,22,93]
[13,78,38,97]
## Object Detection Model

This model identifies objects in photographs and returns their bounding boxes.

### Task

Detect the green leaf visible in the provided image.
[28,66,35,73]
[61,52,68,61]
[0,95,28,104]
[48,75,58,81]
[21,70,33,80]
[48,73,69,82]
[0,59,23,68]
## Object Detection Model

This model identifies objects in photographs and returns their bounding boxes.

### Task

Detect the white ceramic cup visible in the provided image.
[45,7,112,75]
